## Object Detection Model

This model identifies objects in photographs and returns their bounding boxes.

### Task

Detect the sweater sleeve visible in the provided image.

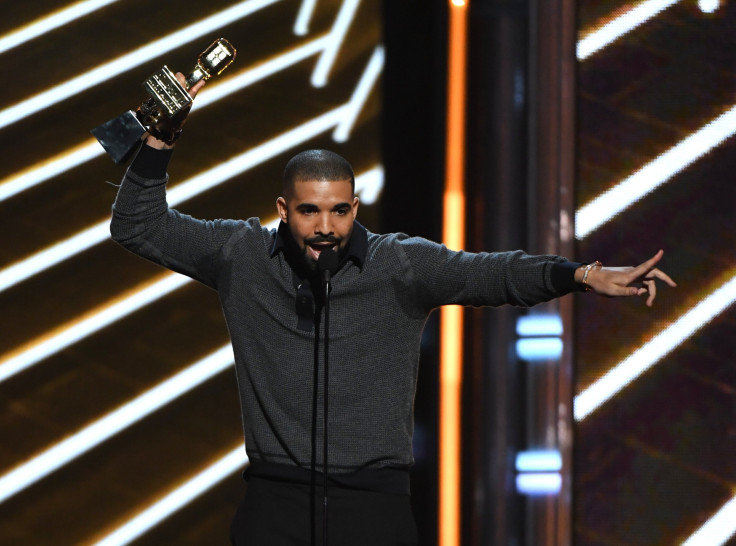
[109,144,242,289]
[394,235,583,310]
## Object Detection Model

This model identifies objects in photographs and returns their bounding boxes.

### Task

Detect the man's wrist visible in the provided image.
[129,142,174,179]
[144,133,175,150]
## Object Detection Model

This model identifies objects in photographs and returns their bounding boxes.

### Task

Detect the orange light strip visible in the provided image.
[440,1,468,545]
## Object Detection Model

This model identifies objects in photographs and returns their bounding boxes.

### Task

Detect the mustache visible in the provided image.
[305,235,341,245]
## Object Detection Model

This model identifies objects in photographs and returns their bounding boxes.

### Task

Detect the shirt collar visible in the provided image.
[270,220,368,270]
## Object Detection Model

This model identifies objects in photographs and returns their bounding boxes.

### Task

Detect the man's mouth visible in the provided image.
[306,241,338,262]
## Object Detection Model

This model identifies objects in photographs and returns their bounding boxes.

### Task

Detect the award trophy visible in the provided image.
[92,38,236,164]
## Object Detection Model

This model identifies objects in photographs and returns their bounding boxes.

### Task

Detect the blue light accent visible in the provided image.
[515,337,563,361]
[515,472,562,495]
[515,450,562,472]
[516,315,563,337]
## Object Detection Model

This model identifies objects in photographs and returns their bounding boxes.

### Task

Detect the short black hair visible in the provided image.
[282,149,355,199]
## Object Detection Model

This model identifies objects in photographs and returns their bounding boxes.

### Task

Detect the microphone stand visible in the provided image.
[317,249,337,546]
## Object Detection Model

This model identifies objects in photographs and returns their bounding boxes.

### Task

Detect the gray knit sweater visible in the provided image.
[110,146,580,489]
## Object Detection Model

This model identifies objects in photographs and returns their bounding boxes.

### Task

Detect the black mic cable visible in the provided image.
[317,248,338,546]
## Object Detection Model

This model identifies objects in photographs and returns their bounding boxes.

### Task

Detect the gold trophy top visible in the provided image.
[141,38,236,120]
[185,38,237,88]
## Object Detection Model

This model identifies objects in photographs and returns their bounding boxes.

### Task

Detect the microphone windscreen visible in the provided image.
[317,248,339,276]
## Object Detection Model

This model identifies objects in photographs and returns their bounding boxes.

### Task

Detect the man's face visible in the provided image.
[277,179,359,269]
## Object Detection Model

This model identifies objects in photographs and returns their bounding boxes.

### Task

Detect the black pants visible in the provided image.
[230,477,418,545]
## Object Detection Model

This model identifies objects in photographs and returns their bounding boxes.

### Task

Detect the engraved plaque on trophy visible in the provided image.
[91,38,236,164]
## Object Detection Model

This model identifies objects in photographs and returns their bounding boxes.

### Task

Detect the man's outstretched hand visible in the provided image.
[144,72,206,150]
[576,249,677,307]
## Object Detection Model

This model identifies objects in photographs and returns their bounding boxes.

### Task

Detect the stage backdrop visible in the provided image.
[0,1,385,543]
[574,1,736,545]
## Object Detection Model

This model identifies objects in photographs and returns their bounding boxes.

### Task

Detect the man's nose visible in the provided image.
[315,213,333,235]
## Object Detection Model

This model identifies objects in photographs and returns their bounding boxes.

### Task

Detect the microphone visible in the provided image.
[317,248,338,283]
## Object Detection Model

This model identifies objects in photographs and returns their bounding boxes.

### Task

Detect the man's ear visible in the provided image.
[276,197,288,223]
[351,196,359,220]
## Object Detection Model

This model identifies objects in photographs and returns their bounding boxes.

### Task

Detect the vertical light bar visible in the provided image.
[440,1,468,545]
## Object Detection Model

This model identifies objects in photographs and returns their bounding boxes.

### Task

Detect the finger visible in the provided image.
[189,79,206,98]
[624,250,665,285]
[646,268,678,287]
[644,279,657,307]
[174,72,205,99]
[633,249,664,274]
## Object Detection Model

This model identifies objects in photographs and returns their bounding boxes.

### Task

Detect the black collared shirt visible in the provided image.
[269,219,369,272]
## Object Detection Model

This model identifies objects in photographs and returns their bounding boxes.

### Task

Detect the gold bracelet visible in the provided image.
[582,260,602,291]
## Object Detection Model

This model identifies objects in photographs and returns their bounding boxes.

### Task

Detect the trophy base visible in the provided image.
[91,111,146,164]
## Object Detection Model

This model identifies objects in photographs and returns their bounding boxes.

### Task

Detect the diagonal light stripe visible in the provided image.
[333,45,384,142]
[0,0,282,130]
[294,0,318,35]
[0,0,122,55]
[0,35,329,202]
[681,495,736,546]
[93,446,247,546]
[574,274,736,421]
[0,163,381,380]
[0,345,234,505]
[577,0,681,60]
[353,165,383,204]
[311,0,361,87]
[0,222,110,293]
[575,104,736,239]
[0,141,103,202]
[0,274,189,384]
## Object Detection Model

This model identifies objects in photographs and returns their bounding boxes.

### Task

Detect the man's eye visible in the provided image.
[335,208,349,215]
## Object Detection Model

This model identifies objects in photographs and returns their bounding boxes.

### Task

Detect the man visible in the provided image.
[109,76,675,545]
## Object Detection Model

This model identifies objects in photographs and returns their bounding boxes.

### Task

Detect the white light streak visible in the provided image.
[311,0,361,87]
[0,35,329,203]
[0,222,110,293]
[515,473,562,495]
[354,166,383,204]
[516,315,563,337]
[575,104,736,239]
[333,45,384,142]
[574,274,736,421]
[0,346,234,504]
[0,0,121,55]
[94,446,247,546]
[576,0,681,60]
[515,450,562,472]
[0,142,101,202]
[516,338,564,361]
[294,0,318,35]
[0,274,189,383]
[698,0,720,13]
[0,0,282,130]
[682,495,736,546]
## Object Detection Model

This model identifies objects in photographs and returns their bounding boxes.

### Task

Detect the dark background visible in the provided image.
[574,1,736,545]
